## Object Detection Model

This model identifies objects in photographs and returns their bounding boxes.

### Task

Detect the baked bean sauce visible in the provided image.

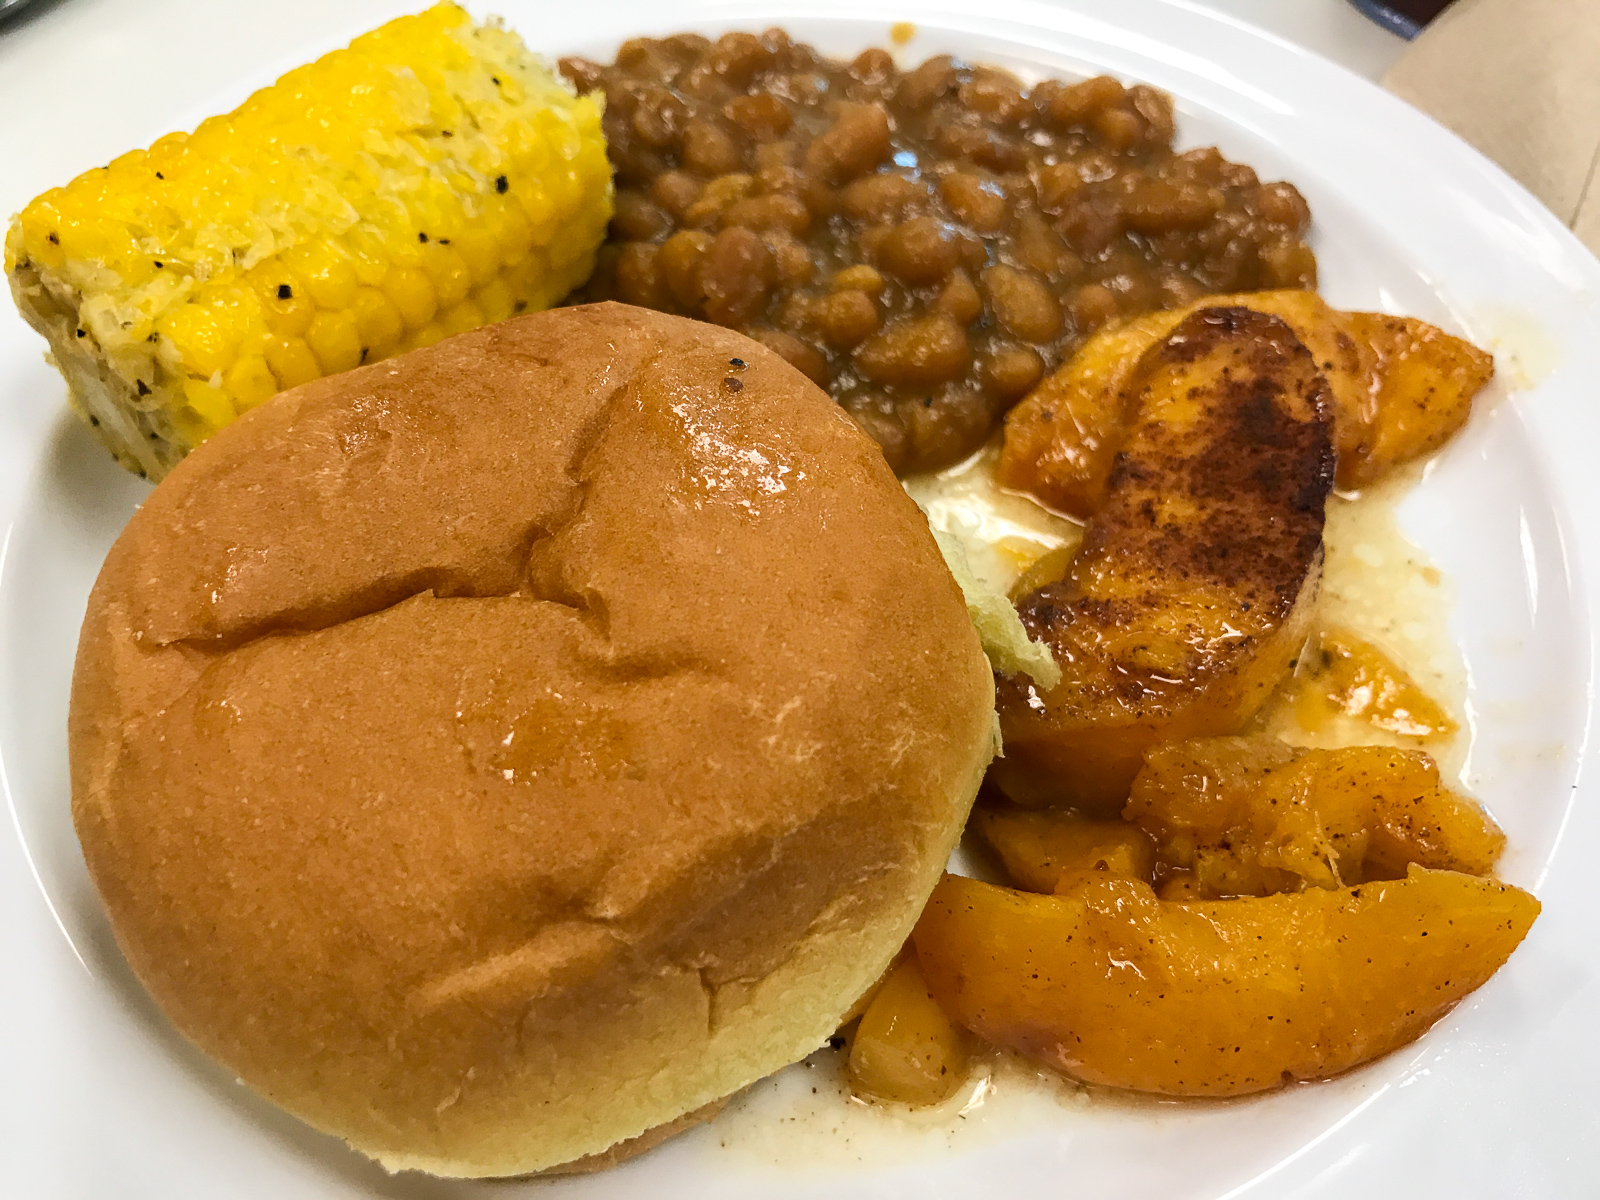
[561,31,1316,473]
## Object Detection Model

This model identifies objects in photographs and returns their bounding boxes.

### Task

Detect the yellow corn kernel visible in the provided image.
[305,310,364,374]
[225,355,279,411]
[254,267,316,336]
[408,321,448,351]
[386,267,437,329]
[265,335,321,390]
[180,376,236,436]
[157,303,238,378]
[284,243,360,312]
[475,278,515,324]
[438,298,486,338]
[423,244,472,310]
[351,288,404,357]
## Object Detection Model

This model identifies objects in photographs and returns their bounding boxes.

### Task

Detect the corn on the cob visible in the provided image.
[4,3,612,480]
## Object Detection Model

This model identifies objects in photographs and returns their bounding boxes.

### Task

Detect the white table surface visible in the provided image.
[0,0,1404,222]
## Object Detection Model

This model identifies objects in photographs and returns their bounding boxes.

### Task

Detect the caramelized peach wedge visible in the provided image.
[991,306,1334,812]
[1288,626,1458,740]
[914,867,1537,1097]
[1126,737,1506,897]
[997,289,1493,516]
[846,954,974,1107]
[915,737,1536,1097]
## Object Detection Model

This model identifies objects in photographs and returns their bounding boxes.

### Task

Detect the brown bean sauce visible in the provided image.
[561,31,1316,473]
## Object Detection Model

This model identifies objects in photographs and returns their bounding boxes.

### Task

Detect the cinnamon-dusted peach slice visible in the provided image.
[1338,312,1493,488]
[972,805,1156,894]
[846,954,973,1107]
[1125,737,1504,898]
[991,307,1335,812]
[997,291,1488,512]
[913,868,1538,1097]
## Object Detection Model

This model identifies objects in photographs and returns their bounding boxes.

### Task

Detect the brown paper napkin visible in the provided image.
[1384,0,1600,254]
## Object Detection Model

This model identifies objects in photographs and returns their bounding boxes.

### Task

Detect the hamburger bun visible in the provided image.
[70,303,996,1176]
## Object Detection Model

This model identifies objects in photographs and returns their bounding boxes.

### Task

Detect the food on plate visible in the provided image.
[4,3,612,482]
[974,804,1158,894]
[846,953,973,1106]
[1287,626,1458,739]
[68,303,998,1176]
[1125,738,1506,898]
[913,868,1538,1096]
[989,307,1335,812]
[562,33,1316,473]
[998,289,1493,515]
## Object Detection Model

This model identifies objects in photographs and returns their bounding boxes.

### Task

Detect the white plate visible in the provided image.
[3,1,1600,1196]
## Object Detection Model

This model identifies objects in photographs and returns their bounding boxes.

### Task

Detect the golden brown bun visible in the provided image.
[70,303,996,1177]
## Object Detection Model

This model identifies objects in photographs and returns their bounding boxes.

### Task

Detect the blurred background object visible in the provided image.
[1347,0,1455,38]
[1385,0,1600,255]
[0,0,40,24]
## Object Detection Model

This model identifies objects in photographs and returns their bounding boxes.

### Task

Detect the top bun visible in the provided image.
[70,303,996,1176]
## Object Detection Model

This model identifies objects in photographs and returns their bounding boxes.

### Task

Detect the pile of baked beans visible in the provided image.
[562,31,1316,473]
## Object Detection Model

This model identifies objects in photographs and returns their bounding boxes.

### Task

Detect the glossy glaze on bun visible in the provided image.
[70,303,996,1177]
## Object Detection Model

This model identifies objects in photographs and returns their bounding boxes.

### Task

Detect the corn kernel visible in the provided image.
[305,310,364,374]
[351,287,404,357]
[386,266,437,329]
[225,354,279,411]
[286,243,360,312]
[181,376,236,434]
[423,244,472,310]
[439,298,486,337]
[158,302,238,377]
[265,335,321,390]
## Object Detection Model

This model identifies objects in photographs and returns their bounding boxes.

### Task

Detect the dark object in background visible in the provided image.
[0,0,40,23]
[1347,0,1455,39]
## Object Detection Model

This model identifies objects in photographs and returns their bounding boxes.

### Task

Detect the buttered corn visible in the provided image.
[4,3,613,479]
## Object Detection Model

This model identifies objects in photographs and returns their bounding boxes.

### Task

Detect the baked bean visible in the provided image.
[804,102,893,183]
[614,242,665,308]
[831,264,885,293]
[658,229,713,308]
[726,94,794,140]
[683,173,755,228]
[855,314,971,387]
[765,232,817,286]
[649,171,704,220]
[709,32,772,89]
[960,70,1030,126]
[577,37,1319,472]
[982,266,1063,343]
[850,48,895,88]
[683,121,744,176]
[840,173,929,221]
[982,342,1045,399]
[723,193,811,234]
[1068,282,1120,333]
[821,289,882,347]
[631,87,688,147]
[1035,162,1085,214]
[941,173,1008,233]
[754,141,799,170]
[879,217,960,285]
[843,398,912,473]
[1046,75,1125,127]
[751,327,830,385]
[896,56,958,111]
[612,190,672,241]
[700,227,775,326]
[935,271,983,325]
[1013,209,1079,281]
